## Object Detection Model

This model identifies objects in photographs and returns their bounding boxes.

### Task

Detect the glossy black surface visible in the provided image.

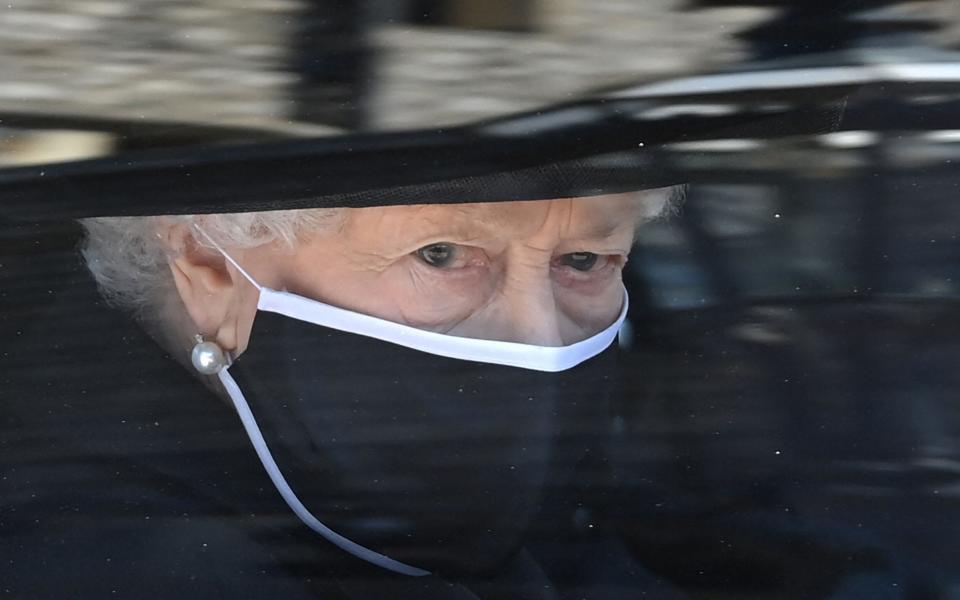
[2,1,960,598]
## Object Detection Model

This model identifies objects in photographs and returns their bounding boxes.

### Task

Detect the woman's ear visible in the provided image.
[158,220,245,352]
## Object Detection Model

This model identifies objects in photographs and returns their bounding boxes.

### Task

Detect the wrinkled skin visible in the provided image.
[163,194,665,356]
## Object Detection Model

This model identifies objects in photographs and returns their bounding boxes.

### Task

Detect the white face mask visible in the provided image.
[194,227,629,577]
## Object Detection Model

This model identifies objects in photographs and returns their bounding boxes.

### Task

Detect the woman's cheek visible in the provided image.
[391,261,494,330]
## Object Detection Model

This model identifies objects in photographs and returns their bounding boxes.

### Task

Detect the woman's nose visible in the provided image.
[450,279,567,346]
[494,271,566,346]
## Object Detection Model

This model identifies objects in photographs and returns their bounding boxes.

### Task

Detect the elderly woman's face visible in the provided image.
[170,195,656,354]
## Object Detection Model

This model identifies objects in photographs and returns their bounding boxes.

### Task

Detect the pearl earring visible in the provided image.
[191,334,229,374]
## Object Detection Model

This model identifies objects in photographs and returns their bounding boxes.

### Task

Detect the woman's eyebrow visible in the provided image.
[581,221,625,239]
[568,218,637,241]
[387,215,499,251]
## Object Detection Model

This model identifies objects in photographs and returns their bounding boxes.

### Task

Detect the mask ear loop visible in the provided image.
[190,224,262,292]
[217,367,432,577]
[189,223,431,577]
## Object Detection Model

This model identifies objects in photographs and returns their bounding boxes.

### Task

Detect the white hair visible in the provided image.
[80,209,344,323]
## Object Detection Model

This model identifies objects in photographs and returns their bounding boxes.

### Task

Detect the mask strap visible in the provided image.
[191,224,262,292]
[217,367,431,577]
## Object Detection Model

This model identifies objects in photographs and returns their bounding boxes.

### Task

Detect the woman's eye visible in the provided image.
[415,243,458,268]
[560,252,600,272]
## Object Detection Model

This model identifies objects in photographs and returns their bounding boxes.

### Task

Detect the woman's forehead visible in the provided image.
[341,195,645,242]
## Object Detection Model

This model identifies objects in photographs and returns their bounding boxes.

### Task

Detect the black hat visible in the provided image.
[1,2,955,224]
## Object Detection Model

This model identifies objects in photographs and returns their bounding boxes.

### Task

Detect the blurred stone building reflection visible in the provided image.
[1,0,772,165]
[366,0,771,128]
